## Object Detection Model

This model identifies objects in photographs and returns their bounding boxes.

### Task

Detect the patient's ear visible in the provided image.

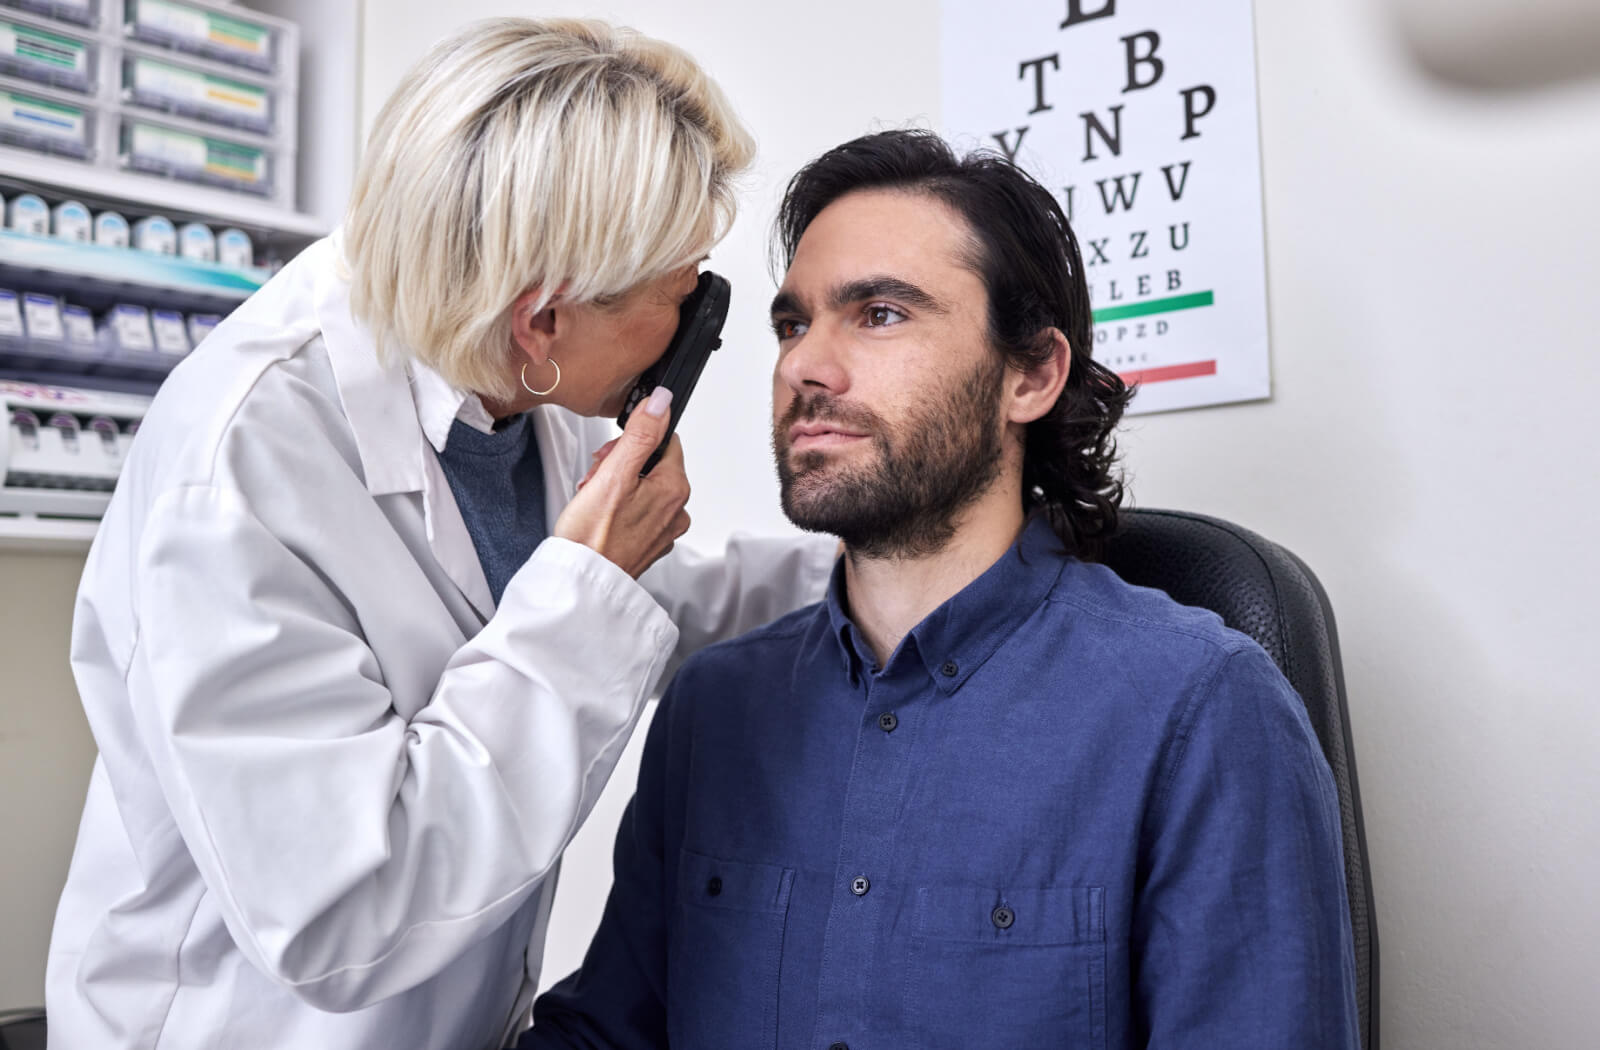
[1006,328,1071,425]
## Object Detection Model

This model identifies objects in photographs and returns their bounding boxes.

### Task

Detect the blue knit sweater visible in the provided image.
[435,412,547,606]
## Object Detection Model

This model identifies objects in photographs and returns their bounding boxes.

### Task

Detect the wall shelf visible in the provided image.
[0,145,326,241]
[0,512,95,551]
[0,227,267,308]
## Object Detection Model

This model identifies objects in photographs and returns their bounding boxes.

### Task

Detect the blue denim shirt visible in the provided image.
[527,517,1360,1050]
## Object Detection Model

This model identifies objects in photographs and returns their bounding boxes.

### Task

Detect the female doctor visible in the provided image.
[45,18,833,1049]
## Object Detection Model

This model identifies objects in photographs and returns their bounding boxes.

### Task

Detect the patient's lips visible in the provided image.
[788,420,868,452]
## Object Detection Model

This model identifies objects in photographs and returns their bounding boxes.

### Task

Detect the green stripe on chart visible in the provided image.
[1092,290,1214,323]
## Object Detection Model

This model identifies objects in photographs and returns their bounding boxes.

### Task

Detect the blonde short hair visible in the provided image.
[343,17,755,400]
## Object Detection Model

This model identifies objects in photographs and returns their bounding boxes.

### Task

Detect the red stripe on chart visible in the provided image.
[1118,360,1217,385]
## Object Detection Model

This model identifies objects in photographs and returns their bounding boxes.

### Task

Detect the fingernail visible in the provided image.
[644,387,673,417]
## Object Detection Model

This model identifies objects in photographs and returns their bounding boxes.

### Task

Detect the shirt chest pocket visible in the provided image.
[670,849,795,1050]
[903,884,1107,1050]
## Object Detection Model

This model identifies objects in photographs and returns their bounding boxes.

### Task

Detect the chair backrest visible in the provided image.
[1101,508,1378,1050]
[0,1008,45,1050]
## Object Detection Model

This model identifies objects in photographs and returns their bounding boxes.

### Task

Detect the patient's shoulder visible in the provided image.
[679,601,826,681]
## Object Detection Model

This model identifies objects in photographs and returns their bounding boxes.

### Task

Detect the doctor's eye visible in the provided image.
[864,304,908,328]
[772,317,809,340]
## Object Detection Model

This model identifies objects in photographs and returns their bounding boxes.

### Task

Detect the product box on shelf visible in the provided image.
[0,15,95,93]
[50,197,89,239]
[5,191,48,232]
[0,2,97,30]
[0,295,188,386]
[93,209,128,245]
[122,0,279,76]
[119,115,274,197]
[121,50,272,134]
[2,379,149,506]
[0,80,93,156]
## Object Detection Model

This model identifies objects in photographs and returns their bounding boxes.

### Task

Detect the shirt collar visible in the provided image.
[823,556,868,680]
[824,515,1069,692]
[410,363,498,451]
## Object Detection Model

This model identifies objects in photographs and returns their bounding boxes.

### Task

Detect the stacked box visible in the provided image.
[0,80,91,156]
[120,117,271,196]
[0,16,95,92]
[0,2,97,29]
[122,53,272,134]
[123,0,277,75]
[0,0,297,210]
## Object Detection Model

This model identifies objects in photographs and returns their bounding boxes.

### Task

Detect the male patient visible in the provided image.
[522,130,1359,1049]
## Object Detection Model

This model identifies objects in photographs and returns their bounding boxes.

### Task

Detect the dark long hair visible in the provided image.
[775,129,1133,560]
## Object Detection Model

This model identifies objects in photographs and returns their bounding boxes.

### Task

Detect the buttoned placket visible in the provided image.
[809,648,925,1050]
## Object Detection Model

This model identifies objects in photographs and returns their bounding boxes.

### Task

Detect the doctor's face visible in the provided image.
[770,189,1009,557]
[549,263,701,418]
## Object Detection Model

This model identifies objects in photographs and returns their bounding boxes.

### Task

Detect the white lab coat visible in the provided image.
[44,238,834,1049]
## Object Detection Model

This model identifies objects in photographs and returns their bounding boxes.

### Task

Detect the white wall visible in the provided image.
[1126,4,1600,1045]
[0,552,95,1009]
[361,1,1600,1047]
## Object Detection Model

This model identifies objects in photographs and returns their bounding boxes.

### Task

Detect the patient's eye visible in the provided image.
[864,304,908,328]
[773,317,809,340]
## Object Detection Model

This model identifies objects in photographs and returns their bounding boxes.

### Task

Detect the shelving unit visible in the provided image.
[0,0,358,551]
[0,511,94,549]
[0,226,267,303]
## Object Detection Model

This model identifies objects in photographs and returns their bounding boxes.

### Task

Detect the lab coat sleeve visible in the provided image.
[523,665,682,1050]
[638,535,836,679]
[125,482,678,1011]
[567,412,836,677]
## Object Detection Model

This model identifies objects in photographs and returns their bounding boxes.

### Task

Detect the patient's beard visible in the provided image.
[774,357,1006,559]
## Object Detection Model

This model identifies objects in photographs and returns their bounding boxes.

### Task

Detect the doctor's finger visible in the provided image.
[640,510,693,575]
[606,387,673,477]
[577,440,619,490]
[649,433,686,475]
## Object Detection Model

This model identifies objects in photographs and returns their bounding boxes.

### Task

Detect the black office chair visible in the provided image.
[0,1008,44,1050]
[1101,508,1378,1050]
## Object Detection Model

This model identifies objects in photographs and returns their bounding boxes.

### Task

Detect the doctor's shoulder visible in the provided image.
[120,325,353,501]
[112,240,342,500]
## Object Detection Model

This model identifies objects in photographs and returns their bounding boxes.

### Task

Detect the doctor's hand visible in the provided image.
[554,387,690,579]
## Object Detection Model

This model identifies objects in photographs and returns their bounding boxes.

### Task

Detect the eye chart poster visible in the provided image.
[941,0,1272,413]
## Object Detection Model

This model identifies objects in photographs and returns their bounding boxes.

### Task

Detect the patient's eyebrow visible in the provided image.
[828,276,948,314]
[770,276,950,321]
[770,289,805,320]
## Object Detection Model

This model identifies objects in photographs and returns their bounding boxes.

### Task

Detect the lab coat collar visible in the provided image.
[308,234,498,619]
[311,233,428,498]
[306,234,591,622]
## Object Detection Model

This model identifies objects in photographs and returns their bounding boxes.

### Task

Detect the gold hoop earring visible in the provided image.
[521,358,560,397]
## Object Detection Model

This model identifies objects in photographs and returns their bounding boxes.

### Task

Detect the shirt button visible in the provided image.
[941,660,959,677]
[850,875,871,897]
[992,905,1015,929]
[878,711,898,733]
[829,1043,850,1050]
[707,877,722,897]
